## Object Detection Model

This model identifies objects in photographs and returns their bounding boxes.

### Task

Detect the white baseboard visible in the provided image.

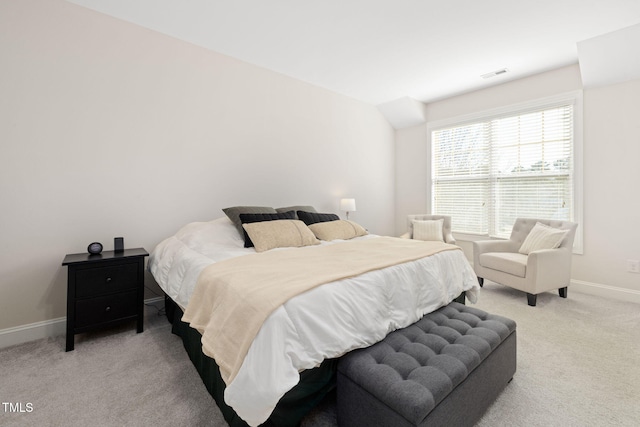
[570,279,640,304]
[0,297,166,350]
[144,296,165,304]
[0,317,66,350]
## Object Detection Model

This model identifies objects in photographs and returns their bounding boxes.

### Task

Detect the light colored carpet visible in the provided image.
[472,282,640,427]
[0,302,223,427]
[1,285,639,426]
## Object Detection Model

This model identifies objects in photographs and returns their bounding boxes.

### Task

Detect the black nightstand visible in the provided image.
[62,248,149,351]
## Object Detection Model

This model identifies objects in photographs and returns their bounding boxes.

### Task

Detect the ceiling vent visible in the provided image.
[481,68,508,79]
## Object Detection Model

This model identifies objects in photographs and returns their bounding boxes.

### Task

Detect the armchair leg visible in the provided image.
[526,293,537,306]
[478,277,484,288]
[559,287,568,298]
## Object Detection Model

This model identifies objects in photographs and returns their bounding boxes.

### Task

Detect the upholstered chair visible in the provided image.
[473,218,577,306]
[400,214,456,244]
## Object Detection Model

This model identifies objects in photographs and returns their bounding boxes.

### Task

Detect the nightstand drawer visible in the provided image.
[75,263,138,297]
[75,290,138,329]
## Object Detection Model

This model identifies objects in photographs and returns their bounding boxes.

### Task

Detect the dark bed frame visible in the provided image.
[165,295,336,427]
[165,291,466,426]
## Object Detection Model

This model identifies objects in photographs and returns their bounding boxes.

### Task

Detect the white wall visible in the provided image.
[395,64,640,299]
[0,0,395,331]
[394,125,429,233]
[573,79,640,294]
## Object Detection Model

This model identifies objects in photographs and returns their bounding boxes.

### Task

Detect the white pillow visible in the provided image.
[412,219,444,242]
[519,222,569,254]
[176,217,244,248]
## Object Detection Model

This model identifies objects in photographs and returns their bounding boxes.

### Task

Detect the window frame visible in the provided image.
[426,91,583,253]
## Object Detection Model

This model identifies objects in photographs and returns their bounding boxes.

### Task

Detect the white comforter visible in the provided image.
[149,217,480,426]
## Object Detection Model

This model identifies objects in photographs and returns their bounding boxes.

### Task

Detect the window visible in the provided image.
[428,92,582,250]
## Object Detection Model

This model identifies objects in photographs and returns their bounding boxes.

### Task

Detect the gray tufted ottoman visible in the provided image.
[337,302,516,427]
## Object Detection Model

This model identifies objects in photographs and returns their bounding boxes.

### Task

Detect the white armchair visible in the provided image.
[400,214,456,244]
[473,218,577,306]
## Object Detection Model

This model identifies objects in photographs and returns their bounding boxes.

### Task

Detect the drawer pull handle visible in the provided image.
[106,277,112,283]
[105,306,111,312]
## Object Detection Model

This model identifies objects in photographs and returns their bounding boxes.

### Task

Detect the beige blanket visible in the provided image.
[181,236,459,384]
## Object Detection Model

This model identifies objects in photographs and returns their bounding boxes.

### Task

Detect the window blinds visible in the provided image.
[432,104,574,238]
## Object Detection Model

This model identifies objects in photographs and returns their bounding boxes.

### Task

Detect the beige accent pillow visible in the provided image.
[308,220,368,241]
[519,222,569,254]
[242,220,319,252]
[412,219,444,242]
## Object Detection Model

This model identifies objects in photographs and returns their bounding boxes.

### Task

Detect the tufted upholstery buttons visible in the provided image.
[338,302,516,425]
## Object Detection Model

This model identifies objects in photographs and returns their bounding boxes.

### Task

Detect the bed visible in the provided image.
[149,209,480,426]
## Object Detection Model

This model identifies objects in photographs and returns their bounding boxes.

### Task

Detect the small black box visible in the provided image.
[114,237,124,253]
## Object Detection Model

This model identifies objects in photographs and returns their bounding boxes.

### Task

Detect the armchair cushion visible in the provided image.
[479,252,528,278]
[412,219,444,242]
[518,222,569,255]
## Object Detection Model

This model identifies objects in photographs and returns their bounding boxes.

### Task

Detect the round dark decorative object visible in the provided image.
[87,242,103,255]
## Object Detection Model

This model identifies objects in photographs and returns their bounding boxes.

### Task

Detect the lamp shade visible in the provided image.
[340,198,356,212]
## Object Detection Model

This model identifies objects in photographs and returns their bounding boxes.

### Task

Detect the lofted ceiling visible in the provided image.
[67,0,640,108]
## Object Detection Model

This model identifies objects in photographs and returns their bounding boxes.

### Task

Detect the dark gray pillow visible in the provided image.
[275,205,317,219]
[222,206,277,237]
